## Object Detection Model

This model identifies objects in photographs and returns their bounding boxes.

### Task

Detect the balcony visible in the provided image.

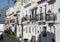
[47,0,56,4]
[45,13,57,21]
[31,0,41,3]
[34,13,44,21]
[37,0,46,4]
[47,0,52,2]
[38,21,46,25]
[10,19,15,23]
[23,0,31,7]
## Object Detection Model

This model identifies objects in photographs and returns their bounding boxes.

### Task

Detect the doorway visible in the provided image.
[24,39,28,42]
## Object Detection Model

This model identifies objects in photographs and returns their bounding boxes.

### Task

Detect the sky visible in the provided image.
[0,0,14,8]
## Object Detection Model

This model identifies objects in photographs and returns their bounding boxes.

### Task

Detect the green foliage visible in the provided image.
[19,35,22,38]
[4,30,10,34]
[0,34,4,41]
[21,17,27,22]
[10,31,16,36]
[4,30,16,36]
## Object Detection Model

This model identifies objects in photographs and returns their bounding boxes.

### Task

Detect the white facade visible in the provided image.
[0,6,8,35]
[18,0,59,42]
[6,0,60,42]
[0,24,5,35]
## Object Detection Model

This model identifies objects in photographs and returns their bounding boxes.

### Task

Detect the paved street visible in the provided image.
[2,34,20,42]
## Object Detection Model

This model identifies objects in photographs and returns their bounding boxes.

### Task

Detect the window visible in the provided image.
[35,27,36,34]
[26,28,28,33]
[51,38,55,42]
[29,27,31,33]
[42,22,46,25]
[38,31,39,33]
[58,8,60,13]
[42,27,47,37]
[32,28,34,32]
[38,22,41,25]
[33,27,36,34]
[31,9,34,19]
[40,13,43,20]
[45,14,50,21]
[27,22,30,24]
[24,39,28,42]
[40,27,41,32]
[24,0,28,4]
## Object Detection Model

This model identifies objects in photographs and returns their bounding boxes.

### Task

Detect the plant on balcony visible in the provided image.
[10,31,16,36]
[19,35,22,38]
[21,16,27,22]
[4,29,10,34]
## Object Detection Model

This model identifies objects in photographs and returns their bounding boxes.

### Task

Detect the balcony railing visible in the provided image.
[40,13,44,20]
[35,13,57,21]
[45,13,57,21]
[47,0,52,2]
[10,19,15,23]
[24,13,57,22]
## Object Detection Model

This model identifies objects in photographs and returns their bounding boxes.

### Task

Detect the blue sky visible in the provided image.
[0,0,14,8]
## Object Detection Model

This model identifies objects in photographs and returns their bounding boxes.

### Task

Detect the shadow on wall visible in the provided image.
[38,31,55,42]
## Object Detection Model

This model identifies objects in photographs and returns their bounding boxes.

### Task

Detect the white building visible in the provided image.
[0,6,8,35]
[5,5,22,37]
[6,0,60,42]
